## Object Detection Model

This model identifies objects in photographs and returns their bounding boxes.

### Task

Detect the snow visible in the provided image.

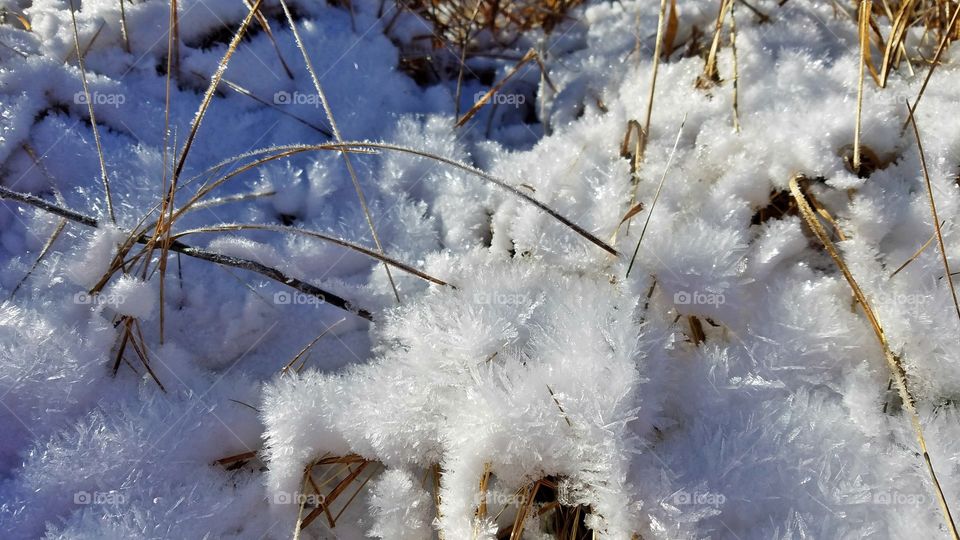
[1,0,960,538]
[366,468,434,540]
[100,274,155,319]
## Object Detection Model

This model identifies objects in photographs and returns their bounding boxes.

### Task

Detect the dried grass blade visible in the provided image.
[331,463,380,524]
[433,464,446,540]
[330,141,619,256]
[68,0,115,223]
[117,0,130,52]
[642,0,670,157]
[170,0,180,79]
[217,77,332,136]
[730,0,742,132]
[905,105,960,325]
[282,317,346,374]
[244,0,294,78]
[698,0,732,88]
[8,219,66,300]
[663,0,680,57]
[0,185,374,321]
[890,225,940,278]
[172,0,262,183]
[625,114,686,277]
[278,0,400,303]
[879,0,917,86]
[902,4,960,132]
[456,48,537,127]
[854,0,873,174]
[215,450,258,465]
[292,466,312,540]
[9,145,69,299]
[789,175,958,539]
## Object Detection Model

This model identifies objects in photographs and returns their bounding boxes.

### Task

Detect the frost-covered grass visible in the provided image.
[3,0,960,538]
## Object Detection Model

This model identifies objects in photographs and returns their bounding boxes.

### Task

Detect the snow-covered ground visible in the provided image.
[2,0,960,538]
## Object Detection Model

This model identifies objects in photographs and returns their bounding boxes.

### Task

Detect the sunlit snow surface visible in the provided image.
[1,0,960,538]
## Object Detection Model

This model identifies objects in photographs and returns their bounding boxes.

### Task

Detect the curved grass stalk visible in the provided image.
[327,141,620,256]
[161,141,618,256]
[171,223,449,286]
[278,0,400,303]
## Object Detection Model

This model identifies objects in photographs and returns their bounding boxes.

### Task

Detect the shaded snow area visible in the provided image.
[2,0,960,538]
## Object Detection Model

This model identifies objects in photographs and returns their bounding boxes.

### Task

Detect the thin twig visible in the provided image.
[902,4,960,133]
[626,114,686,277]
[890,225,940,278]
[854,0,872,174]
[68,0,115,223]
[905,105,960,325]
[172,223,449,286]
[283,318,346,374]
[0,186,373,320]
[278,0,401,303]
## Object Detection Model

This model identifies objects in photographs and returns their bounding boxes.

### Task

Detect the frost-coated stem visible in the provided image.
[172,0,261,184]
[329,142,619,256]
[0,186,373,321]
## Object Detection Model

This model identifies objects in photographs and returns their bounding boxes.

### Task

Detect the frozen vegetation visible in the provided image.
[1,0,960,538]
